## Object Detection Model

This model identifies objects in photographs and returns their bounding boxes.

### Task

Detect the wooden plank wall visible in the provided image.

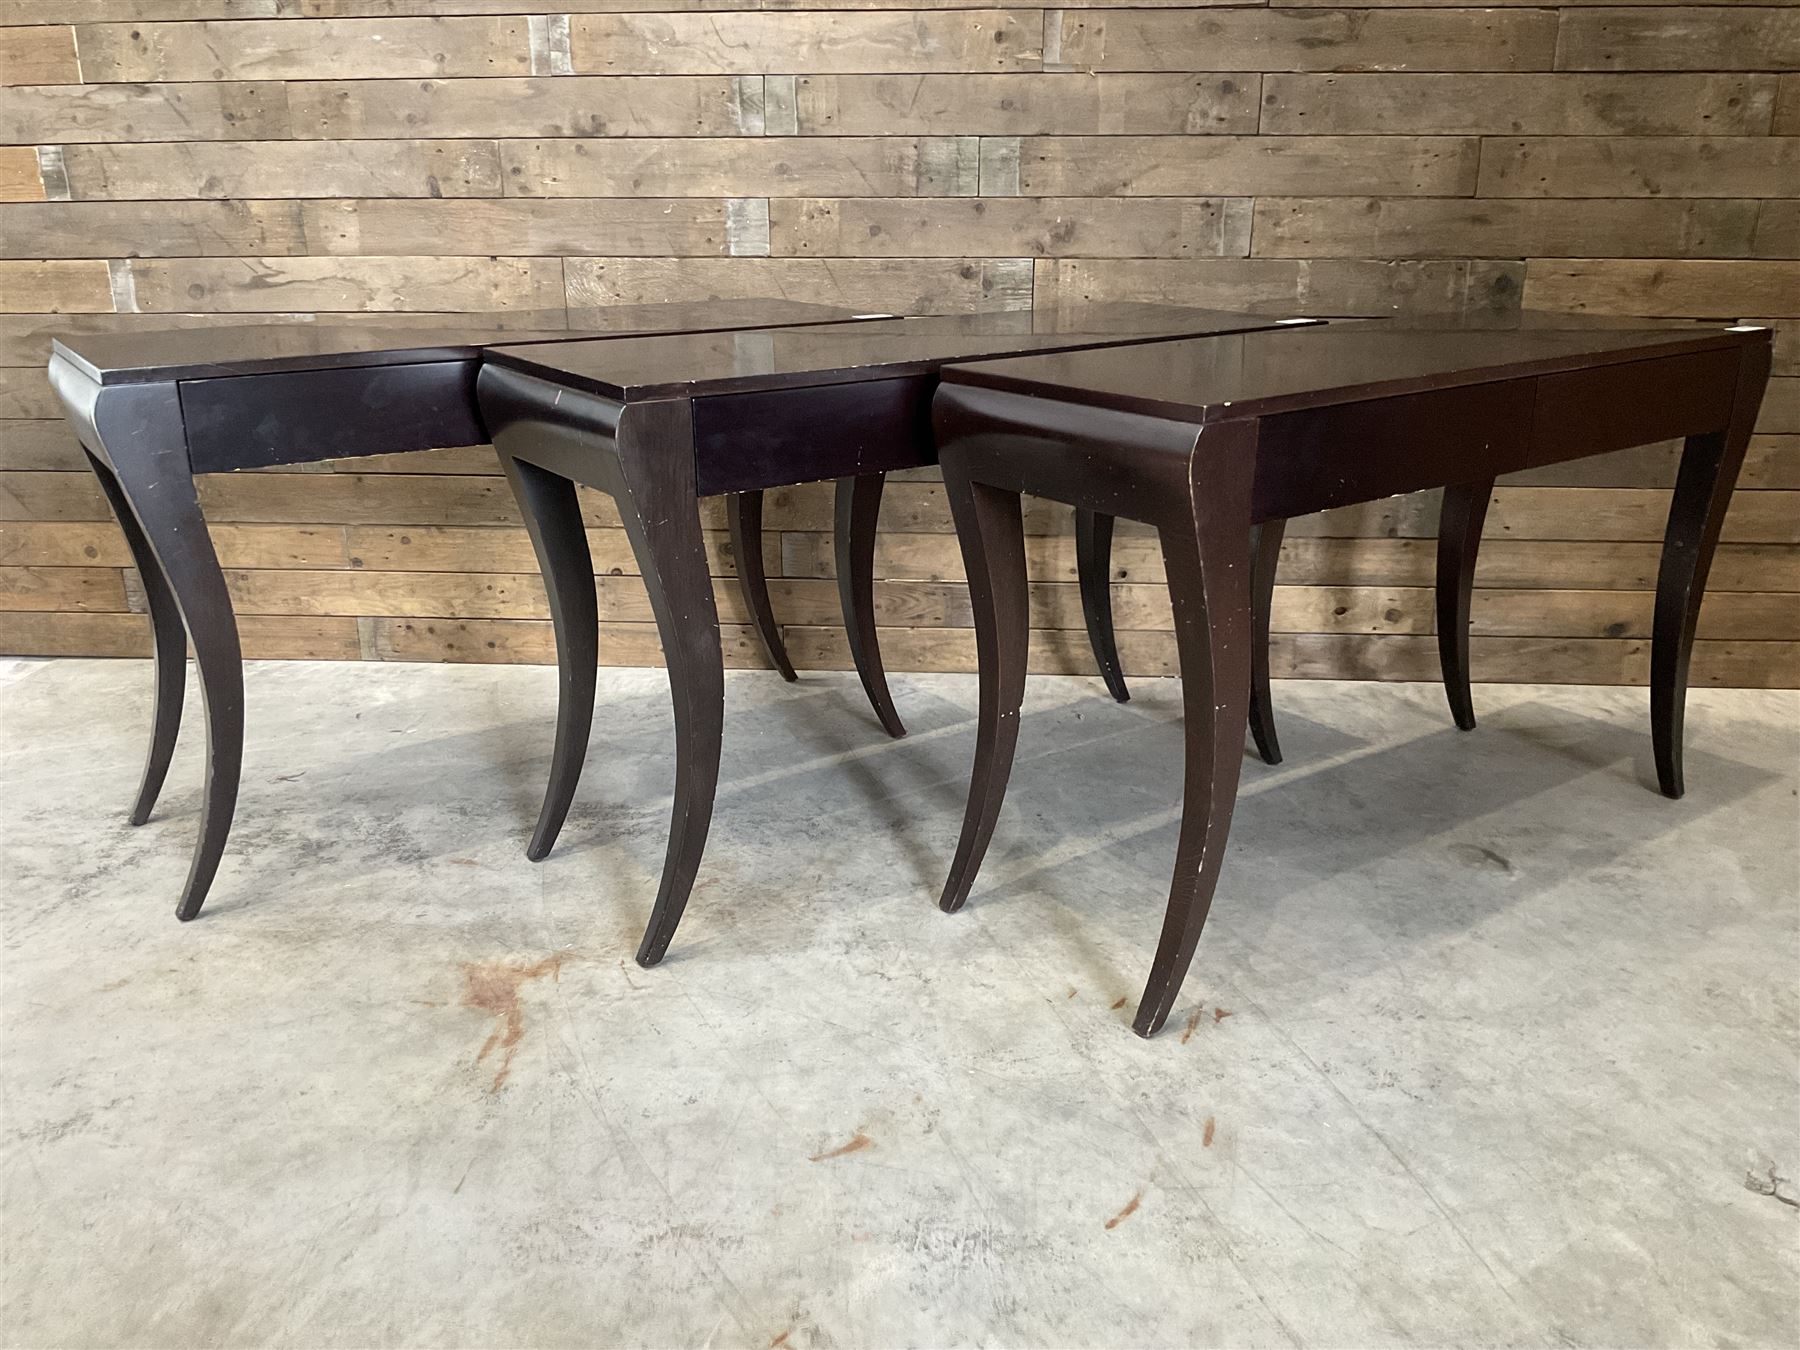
[1,3,1795,689]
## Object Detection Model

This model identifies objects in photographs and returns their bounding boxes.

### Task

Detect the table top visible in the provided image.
[51,300,891,387]
[483,305,1322,402]
[938,323,1770,424]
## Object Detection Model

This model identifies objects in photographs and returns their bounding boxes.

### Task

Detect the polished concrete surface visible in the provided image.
[2,658,1796,1348]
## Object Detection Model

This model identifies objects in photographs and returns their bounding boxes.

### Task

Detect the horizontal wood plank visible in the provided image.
[569,11,1043,76]
[0,200,307,258]
[1477,136,1800,198]
[1556,8,1800,72]
[1521,259,1800,315]
[58,139,504,200]
[770,196,1253,259]
[0,25,79,85]
[1012,135,1479,197]
[1251,197,1759,259]
[119,255,565,313]
[1259,72,1776,135]
[791,72,1260,135]
[499,137,978,198]
[1049,9,1559,73]
[74,18,534,82]
[0,80,289,143]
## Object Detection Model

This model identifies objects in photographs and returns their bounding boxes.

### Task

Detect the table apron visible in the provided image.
[1252,346,1743,523]
[179,359,485,473]
[692,375,933,496]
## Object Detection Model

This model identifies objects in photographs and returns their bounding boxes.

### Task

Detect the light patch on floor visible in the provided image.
[2,659,1796,1347]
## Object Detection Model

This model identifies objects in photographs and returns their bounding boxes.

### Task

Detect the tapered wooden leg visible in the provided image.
[727,490,796,681]
[938,469,1030,914]
[1076,508,1129,704]
[1132,424,1257,1039]
[498,449,598,862]
[612,401,725,966]
[86,448,187,826]
[1247,518,1286,765]
[60,378,244,922]
[836,472,906,738]
[1652,344,1769,798]
[1437,479,1493,732]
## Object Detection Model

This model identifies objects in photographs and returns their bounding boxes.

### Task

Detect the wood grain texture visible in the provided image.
[0,1,1792,688]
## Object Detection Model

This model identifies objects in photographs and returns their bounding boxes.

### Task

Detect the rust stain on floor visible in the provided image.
[1180,1008,1203,1043]
[809,1131,873,1162]
[769,1331,791,1348]
[1203,1116,1216,1147]
[1110,996,1127,1010]
[460,953,569,1093]
[1213,1007,1234,1023]
[1104,1190,1142,1230]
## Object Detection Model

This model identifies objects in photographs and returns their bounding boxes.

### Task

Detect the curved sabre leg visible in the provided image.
[58,375,244,922]
[938,468,1029,915]
[728,490,797,681]
[1437,479,1493,732]
[1652,344,1769,799]
[613,401,725,967]
[1246,518,1286,766]
[1132,423,1257,1039]
[1076,508,1129,703]
[836,473,906,738]
[86,448,187,825]
[498,448,598,862]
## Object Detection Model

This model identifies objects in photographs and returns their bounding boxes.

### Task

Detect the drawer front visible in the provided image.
[1530,347,1741,463]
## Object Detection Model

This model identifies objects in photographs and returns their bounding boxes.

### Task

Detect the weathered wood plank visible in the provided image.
[343,525,750,577]
[367,617,776,669]
[0,259,112,314]
[1758,378,1798,434]
[1252,197,1758,259]
[58,139,503,199]
[119,255,565,313]
[791,72,1260,135]
[1478,136,1800,198]
[300,198,733,257]
[770,197,1252,259]
[778,530,1799,593]
[569,11,1043,76]
[564,256,1034,312]
[1049,9,1559,73]
[1260,72,1776,135]
[0,81,289,143]
[0,520,349,568]
[1754,202,1800,259]
[1556,8,1800,72]
[0,369,57,420]
[287,76,754,139]
[1032,258,1525,320]
[1522,260,1800,316]
[0,564,127,611]
[0,420,84,471]
[0,201,307,258]
[0,26,79,85]
[777,625,1799,688]
[0,610,360,659]
[1013,135,1479,197]
[1778,74,1800,134]
[0,148,46,203]
[500,137,977,198]
[74,18,534,82]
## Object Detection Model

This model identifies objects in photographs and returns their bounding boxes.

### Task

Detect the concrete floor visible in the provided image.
[1,658,1795,1349]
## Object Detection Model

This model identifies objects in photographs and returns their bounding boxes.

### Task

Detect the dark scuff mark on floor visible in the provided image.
[809,1131,872,1162]
[460,953,569,1093]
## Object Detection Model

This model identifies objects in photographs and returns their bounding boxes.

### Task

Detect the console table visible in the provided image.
[930,323,1771,1036]
[46,300,884,922]
[476,306,1317,967]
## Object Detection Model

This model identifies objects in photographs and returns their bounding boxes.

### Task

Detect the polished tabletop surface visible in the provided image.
[52,300,890,387]
[483,305,1322,402]
[939,323,1767,424]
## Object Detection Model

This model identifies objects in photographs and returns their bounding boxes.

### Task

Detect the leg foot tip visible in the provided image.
[525,841,552,863]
